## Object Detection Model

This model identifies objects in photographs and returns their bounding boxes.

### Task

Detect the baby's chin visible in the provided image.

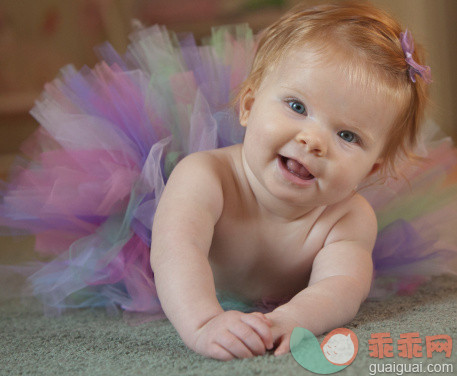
[265,173,323,201]
[262,181,322,210]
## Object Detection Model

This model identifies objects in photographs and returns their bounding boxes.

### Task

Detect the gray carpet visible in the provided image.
[1,237,456,375]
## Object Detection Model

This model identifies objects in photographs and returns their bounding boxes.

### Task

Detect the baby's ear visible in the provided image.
[368,158,383,176]
[239,87,255,127]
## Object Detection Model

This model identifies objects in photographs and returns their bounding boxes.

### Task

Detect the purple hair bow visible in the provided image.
[400,29,432,84]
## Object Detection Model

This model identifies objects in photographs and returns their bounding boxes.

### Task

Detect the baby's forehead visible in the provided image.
[265,43,398,98]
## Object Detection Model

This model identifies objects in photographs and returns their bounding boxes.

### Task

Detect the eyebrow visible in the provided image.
[280,84,304,93]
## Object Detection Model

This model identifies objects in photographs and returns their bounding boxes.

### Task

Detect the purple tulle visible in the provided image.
[0,24,253,314]
[373,220,455,273]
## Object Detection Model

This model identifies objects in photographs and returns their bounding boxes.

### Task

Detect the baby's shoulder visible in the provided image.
[343,193,376,220]
[173,144,239,177]
[323,193,378,247]
[168,145,241,194]
[159,146,241,221]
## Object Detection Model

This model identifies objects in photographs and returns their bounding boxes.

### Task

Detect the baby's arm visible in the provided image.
[150,152,272,360]
[265,196,376,355]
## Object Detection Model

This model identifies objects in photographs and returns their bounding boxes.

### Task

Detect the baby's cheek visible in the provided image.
[344,167,370,187]
[330,173,357,192]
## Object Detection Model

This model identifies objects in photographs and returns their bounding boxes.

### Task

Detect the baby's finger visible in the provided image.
[218,331,255,359]
[249,312,273,326]
[228,322,266,356]
[240,314,274,350]
[208,344,235,361]
[274,334,291,356]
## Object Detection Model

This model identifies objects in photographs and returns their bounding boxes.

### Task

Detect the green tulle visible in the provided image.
[216,289,259,313]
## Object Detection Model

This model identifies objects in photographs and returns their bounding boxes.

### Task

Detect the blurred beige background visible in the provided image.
[0,0,456,178]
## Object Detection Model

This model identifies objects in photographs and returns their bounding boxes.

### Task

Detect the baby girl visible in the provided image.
[150,1,430,360]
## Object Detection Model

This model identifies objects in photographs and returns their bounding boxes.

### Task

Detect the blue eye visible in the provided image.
[288,100,307,115]
[338,130,359,143]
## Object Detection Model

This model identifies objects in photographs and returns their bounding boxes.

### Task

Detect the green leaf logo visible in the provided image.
[290,327,358,374]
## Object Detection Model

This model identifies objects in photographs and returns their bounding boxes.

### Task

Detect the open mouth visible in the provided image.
[279,155,315,180]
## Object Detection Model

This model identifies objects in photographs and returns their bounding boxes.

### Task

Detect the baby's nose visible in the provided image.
[295,129,327,157]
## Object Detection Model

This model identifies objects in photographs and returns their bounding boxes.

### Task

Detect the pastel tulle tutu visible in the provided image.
[1,24,456,315]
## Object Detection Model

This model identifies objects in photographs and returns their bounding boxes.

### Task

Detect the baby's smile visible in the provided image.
[278,155,315,184]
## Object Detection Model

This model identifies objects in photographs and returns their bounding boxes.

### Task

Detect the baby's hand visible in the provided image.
[191,311,274,361]
[265,308,303,356]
